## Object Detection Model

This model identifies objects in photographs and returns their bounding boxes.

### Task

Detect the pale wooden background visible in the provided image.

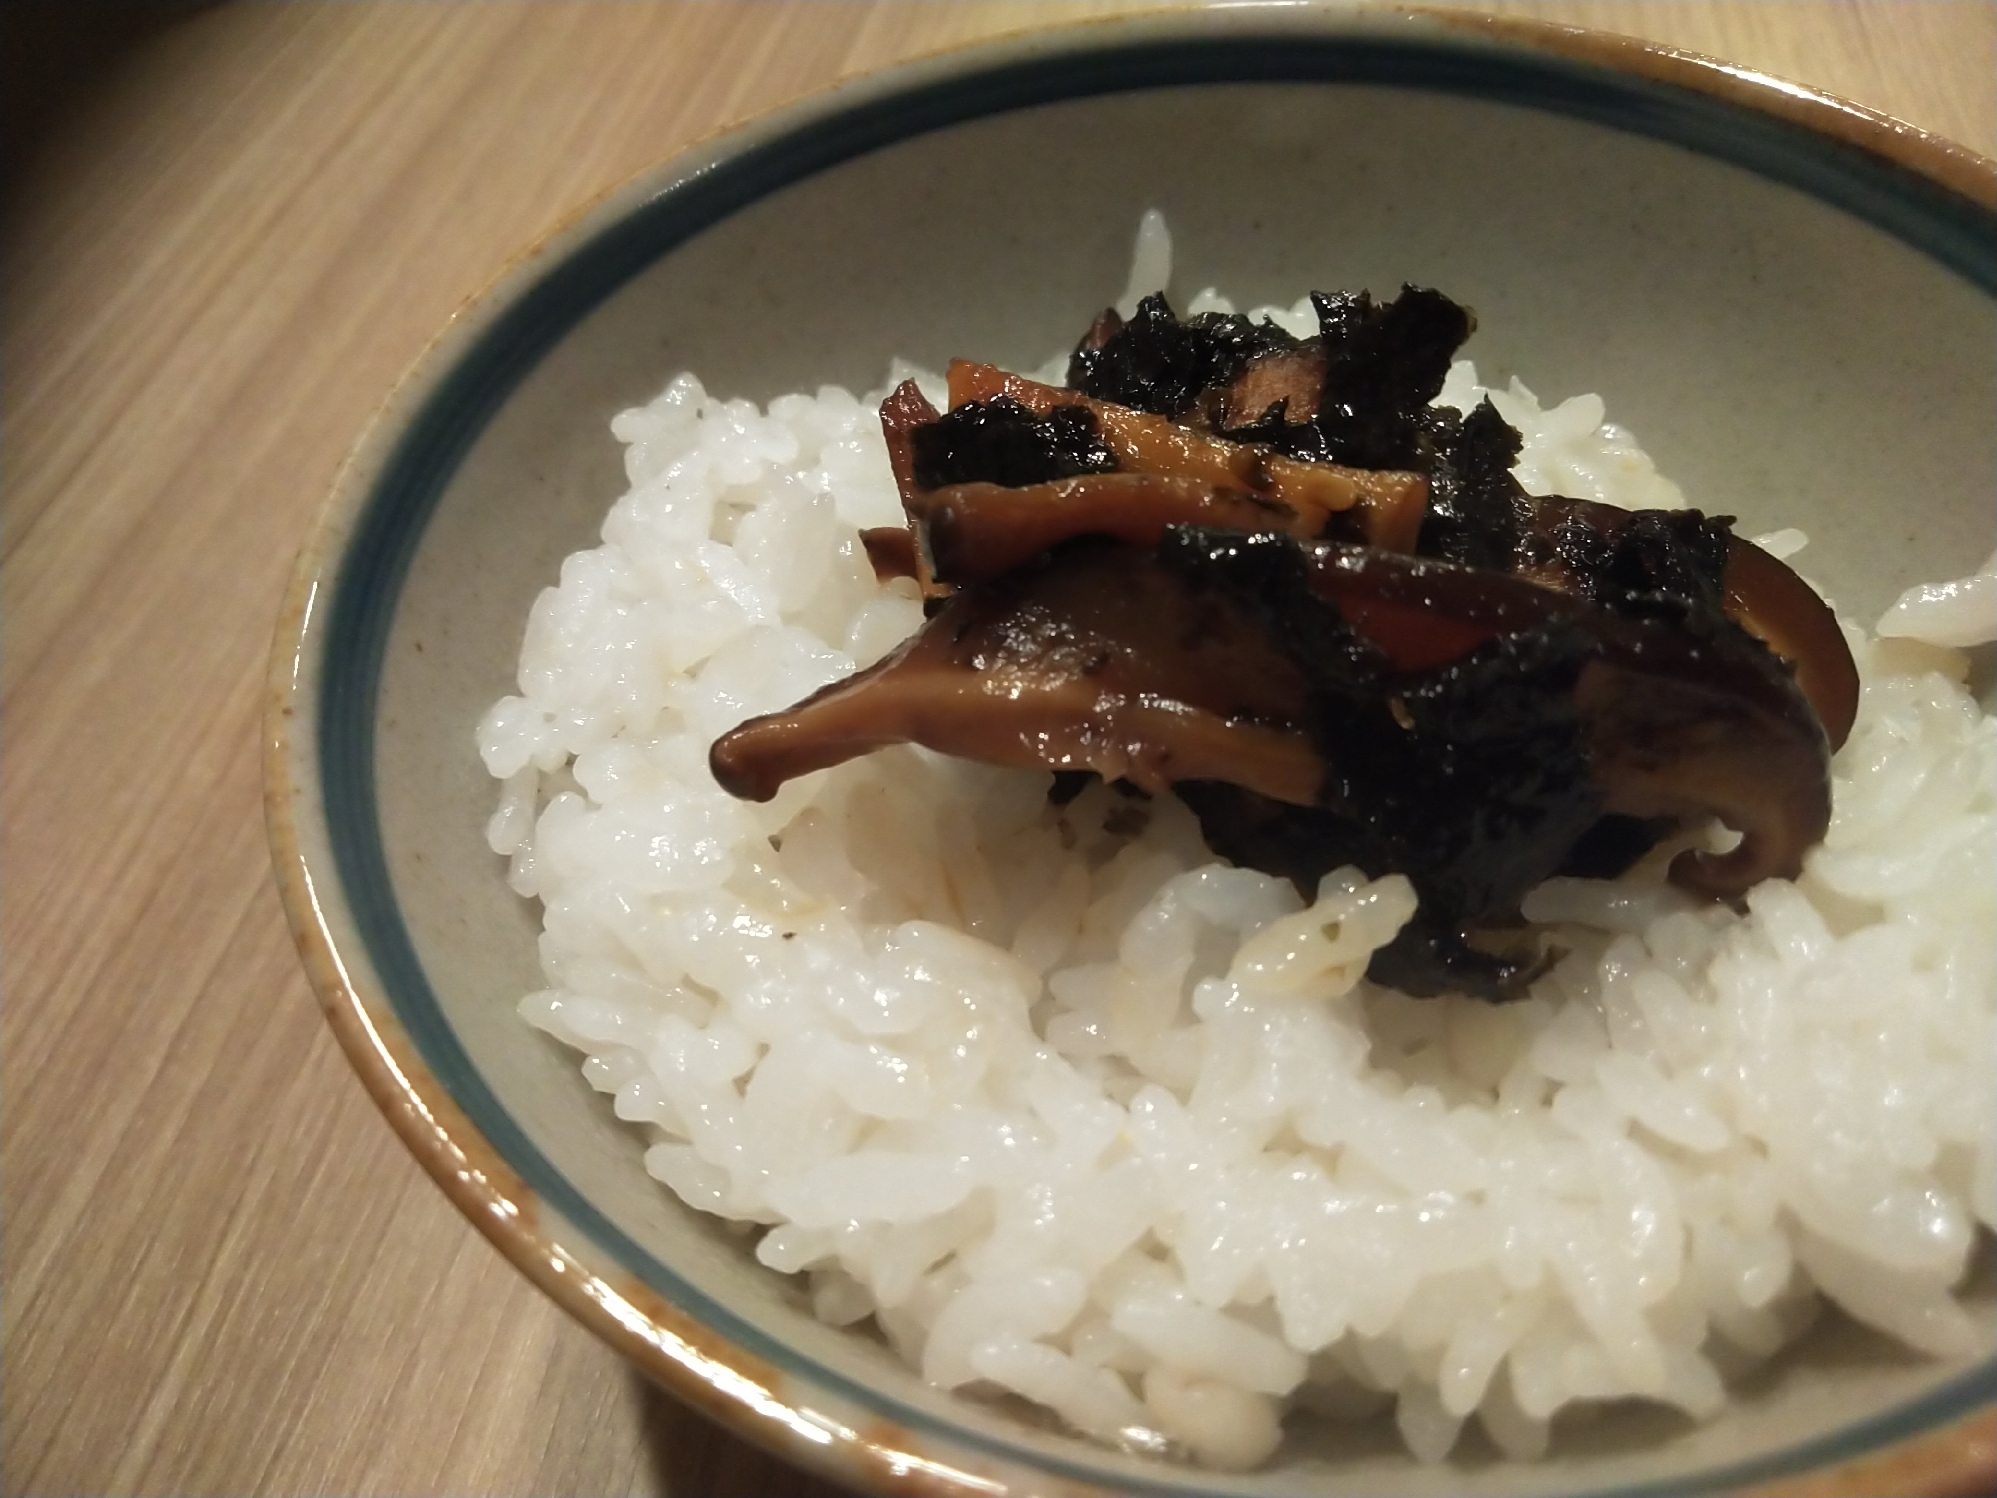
[3,3,1991,1494]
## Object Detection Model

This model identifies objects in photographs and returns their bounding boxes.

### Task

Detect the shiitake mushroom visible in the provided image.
[711,289,1857,999]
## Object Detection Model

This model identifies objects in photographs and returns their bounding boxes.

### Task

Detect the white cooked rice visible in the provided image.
[477,272,1995,1468]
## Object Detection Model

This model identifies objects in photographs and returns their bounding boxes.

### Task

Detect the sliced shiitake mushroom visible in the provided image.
[710,543,1322,809]
[715,287,1857,1001]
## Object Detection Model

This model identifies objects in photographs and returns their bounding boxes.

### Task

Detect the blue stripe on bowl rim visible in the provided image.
[318,28,1997,1497]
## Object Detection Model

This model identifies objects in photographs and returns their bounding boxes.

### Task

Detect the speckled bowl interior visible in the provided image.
[270,8,1996,1495]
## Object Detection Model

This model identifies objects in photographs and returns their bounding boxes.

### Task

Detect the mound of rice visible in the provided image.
[477,278,1994,1467]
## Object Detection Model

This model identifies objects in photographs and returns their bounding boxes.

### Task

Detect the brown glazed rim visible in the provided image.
[265,5,1996,1496]
[1422,5,1995,211]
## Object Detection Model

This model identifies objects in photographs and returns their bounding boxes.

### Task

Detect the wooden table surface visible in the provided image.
[3,3,1991,1494]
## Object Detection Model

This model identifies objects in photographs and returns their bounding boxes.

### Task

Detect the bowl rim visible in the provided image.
[265,5,1997,1495]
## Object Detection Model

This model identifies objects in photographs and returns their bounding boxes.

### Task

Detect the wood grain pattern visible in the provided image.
[2,4,1990,1494]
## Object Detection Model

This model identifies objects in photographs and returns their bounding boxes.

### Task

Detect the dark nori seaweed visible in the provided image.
[1159,527,1602,999]
[1309,286,1476,468]
[1412,399,1529,571]
[1066,293,1303,418]
[909,396,1118,490]
[1572,508,1736,620]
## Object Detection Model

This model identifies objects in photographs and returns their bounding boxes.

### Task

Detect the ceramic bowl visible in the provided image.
[267,5,1997,1494]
